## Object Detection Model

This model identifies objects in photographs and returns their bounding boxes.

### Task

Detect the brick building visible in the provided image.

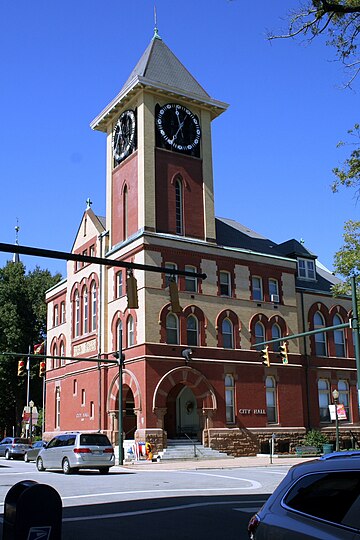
[45,32,359,456]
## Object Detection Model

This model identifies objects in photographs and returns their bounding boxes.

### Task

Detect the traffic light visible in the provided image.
[279,342,289,364]
[17,359,26,376]
[39,361,46,377]
[169,278,182,313]
[260,346,270,367]
[126,272,139,309]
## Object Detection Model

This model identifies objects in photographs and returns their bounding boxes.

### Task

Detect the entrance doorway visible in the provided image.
[164,384,200,439]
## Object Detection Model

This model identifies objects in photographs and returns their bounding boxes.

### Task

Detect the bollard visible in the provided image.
[3,480,62,540]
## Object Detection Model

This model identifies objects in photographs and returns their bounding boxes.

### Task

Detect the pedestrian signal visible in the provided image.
[261,346,270,367]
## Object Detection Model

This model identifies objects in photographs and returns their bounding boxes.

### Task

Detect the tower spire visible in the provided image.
[13,219,20,263]
[153,5,161,40]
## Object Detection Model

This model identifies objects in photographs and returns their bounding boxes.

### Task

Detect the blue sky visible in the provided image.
[0,0,358,276]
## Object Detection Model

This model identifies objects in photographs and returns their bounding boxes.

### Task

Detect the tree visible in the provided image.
[0,261,61,436]
[269,1,360,88]
[333,220,360,295]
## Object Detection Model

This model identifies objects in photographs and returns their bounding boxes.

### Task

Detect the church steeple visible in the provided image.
[12,221,20,263]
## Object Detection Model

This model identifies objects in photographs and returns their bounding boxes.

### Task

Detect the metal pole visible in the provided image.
[42,376,45,437]
[351,276,360,411]
[334,398,340,452]
[26,345,31,407]
[118,330,124,466]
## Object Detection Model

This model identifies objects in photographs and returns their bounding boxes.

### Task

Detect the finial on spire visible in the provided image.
[86,197,93,210]
[153,5,161,40]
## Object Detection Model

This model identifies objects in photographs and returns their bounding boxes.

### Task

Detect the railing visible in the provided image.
[182,432,204,458]
[350,430,359,449]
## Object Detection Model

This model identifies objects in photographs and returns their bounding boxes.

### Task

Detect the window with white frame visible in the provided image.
[55,388,61,429]
[298,258,316,280]
[338,380,350,422]
[314,312,327,356]
[116,319,123,352]
[165,263,178,287]
[187,315,198,346]
[254,321,265,351]
[90,401,95,420]
[91,283,97,331]
[266,376,277,423]
[127,315,134,347]
[73,379,77,396]
[166,313,179,345]
[185,266,197,293]
[116,271,123,298]
[219,271,231,296]
[83,287,88,334]
[54,305,59,327]
[60,342,65,366]
[222,318,234,349]
[74,291,80,337]
[318,379,330,422]
[269,279,279,301]
[252,276,263,301]
[333,314,346,357]
[81,389,86,407]
[60,301,66,324]
[123,185,128,239]
[225,374,235,423]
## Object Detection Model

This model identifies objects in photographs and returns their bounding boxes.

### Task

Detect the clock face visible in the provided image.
[156,103,201,152]
[112,109,137,163]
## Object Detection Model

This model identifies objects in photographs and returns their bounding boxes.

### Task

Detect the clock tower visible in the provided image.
[90,31,228,249]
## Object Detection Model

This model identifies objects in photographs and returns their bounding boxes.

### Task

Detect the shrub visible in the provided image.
[304,429,329,449]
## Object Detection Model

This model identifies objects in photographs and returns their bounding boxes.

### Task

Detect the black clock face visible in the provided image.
[156,103,201,152]
[112,109,137,163]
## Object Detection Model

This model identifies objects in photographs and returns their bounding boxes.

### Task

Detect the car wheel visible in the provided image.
[62,458,72,475]
[5,450,11,460]
[99,467,110,474]
[24,453,29,463]
[36,457,45,472]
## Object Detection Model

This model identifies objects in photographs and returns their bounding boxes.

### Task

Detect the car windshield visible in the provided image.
[14,438,29,444]
[80,434,111,446]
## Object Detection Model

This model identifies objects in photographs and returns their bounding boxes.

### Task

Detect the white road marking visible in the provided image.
[176,471,262,488]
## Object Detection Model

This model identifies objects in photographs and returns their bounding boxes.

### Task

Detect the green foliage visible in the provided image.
[332,220,360,297]
[304,429,329,449]
[0,261,61,435]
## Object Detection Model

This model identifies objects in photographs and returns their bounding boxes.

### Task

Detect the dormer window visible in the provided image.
[298,258,315,280]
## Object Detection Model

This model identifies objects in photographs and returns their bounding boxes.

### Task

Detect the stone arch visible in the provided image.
[107,369,142,413]
[152,366,217,412]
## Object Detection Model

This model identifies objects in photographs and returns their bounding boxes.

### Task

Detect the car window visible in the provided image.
[283,471,360,530]
[46,438,58,449]
[67,437,76,446]
[80,434,111,446]
[14,438,29,444]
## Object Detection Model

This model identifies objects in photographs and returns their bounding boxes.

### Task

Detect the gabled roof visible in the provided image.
[276,239,317,260]
[91,34,228,132]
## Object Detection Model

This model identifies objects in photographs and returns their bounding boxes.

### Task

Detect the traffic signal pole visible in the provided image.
[351,275,360,411]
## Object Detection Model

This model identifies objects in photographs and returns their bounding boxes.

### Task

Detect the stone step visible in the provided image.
[160,443,233,461]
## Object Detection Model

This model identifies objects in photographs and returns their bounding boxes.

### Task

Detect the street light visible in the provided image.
[29,400,34,444]
[332,389,340,452]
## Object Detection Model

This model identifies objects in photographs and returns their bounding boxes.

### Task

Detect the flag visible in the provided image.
[34,341,45,355]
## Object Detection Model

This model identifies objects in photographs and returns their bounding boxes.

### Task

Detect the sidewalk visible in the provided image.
[117,454,316,471]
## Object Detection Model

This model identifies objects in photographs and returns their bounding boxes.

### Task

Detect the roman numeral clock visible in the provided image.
[112,109,137,164]
[155,103,201,157]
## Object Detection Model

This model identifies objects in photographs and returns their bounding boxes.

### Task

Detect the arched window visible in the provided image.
[222,318,234,349]
[53,344,58,369]
[187,315,198,346]
[271,323,281,353]
[333,314,345,357]
[91,282,97,331]
[254,321,265,351]
[123,185,128,239]
[338,380,350,422]
[55,388,61,429]
[314,312,327,356]
[127,315,134,347]
[266,376,277,423]
[318,379,330,422]
[225,374,235,423]
[83,287,88,334]
[166,313,179,345]
[175,177,183,235]
[54,305,59,327]
[74,290,80,338]
[60,342,65,366]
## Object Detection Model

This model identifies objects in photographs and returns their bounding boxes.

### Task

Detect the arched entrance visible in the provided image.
[107,369,141,445]
[153,366,217,442]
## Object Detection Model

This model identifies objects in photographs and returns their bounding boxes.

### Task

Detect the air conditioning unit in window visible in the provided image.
[271,294,280,303]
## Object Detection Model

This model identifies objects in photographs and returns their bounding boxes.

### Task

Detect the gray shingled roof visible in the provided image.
[121,35,210,100]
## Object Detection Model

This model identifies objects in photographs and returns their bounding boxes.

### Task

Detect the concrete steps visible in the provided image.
[160,439,233,461]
